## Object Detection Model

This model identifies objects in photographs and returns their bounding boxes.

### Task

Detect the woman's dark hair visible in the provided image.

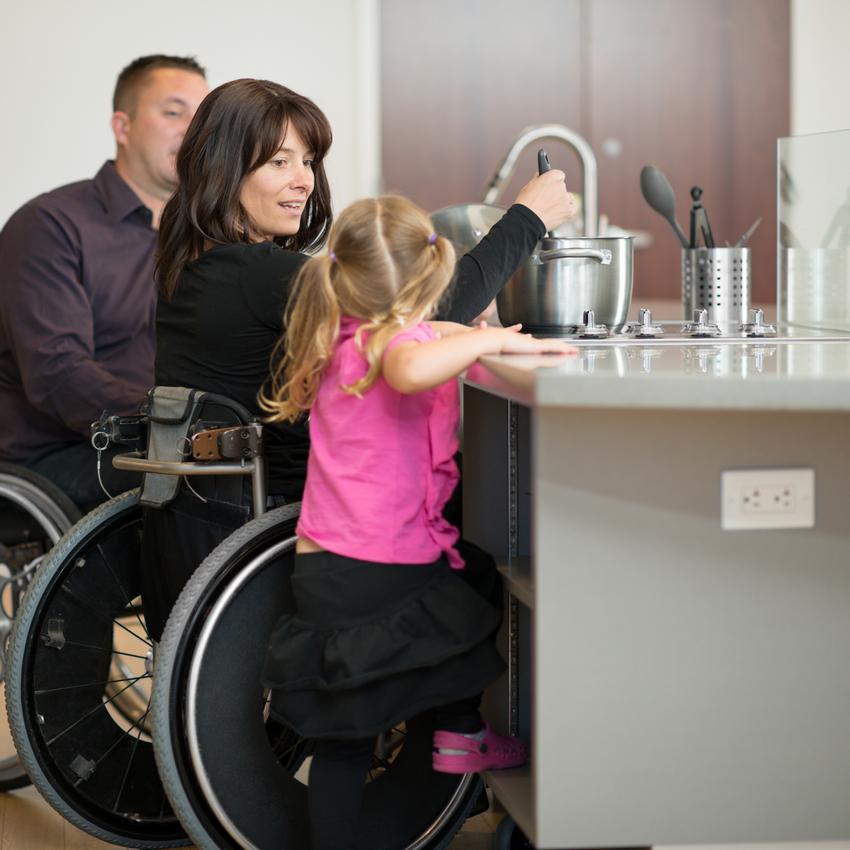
[156,78,333,299]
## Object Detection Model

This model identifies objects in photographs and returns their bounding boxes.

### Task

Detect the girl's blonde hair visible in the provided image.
[260,195,456,423]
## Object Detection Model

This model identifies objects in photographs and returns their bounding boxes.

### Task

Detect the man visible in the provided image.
[0,55,208,510]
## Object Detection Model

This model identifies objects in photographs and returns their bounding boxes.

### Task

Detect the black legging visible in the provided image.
[308,697,482,850]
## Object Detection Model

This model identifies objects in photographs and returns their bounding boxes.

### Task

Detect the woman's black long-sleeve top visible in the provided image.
[155,204,544,498]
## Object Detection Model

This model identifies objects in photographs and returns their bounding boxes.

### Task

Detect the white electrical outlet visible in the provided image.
[721,468,815,530]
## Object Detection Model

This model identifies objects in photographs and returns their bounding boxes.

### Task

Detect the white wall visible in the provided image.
[2,1,847,230]
[0,0,380,227]
[791,0,850,135]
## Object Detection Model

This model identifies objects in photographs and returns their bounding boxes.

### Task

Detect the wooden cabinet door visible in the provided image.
[380,0,789,303]
[586,0,789,302]
[380,0,583,212]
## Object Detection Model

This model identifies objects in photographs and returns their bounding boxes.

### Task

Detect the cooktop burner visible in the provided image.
[525,308,850,346]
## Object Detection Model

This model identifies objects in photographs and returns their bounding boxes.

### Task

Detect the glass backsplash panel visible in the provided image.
[778,128,850,330]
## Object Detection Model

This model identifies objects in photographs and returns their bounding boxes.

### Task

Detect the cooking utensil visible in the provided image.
[689,186,715,248]
[640,165,689,248]
[496,235,634,332]
[537,148,556,239]
[734,216,762,248]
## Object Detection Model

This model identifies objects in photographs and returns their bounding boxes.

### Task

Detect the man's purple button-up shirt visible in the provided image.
[0,161,157,461]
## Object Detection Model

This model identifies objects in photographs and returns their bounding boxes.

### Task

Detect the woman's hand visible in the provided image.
[514,170,578,233]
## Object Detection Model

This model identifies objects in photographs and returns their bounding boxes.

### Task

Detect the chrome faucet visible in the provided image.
[481,123,598,237]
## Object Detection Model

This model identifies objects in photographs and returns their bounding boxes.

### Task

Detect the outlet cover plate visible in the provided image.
[721,468,815,530]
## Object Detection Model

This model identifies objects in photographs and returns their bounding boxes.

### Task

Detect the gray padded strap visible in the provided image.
[139,387,202,508]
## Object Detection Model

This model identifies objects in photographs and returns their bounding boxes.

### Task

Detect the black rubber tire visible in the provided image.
[0,462,82,530]
[0,462,81,791]
[152,504,484,850]
[4,489,189,847]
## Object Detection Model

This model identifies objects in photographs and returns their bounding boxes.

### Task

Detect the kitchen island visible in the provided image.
[462,337,850,849]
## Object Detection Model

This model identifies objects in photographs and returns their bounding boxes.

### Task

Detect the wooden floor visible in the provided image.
[4,780,850,850]
[0,617,500,849]
[0,675,498,848]
[0,784,499,849]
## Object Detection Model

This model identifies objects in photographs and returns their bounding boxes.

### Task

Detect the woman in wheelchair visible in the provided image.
[148,78,574,634]
[258,196,571,850]
[154,76,573,500]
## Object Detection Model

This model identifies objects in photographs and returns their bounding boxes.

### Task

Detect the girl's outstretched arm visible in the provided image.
[428,320,522,337]
[427,321,475,338]
[383,327,575,395]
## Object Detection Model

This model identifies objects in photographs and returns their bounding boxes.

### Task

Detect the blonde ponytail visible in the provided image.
[261,195,457,421]
[344,233,455,396]
[259,254,339,422]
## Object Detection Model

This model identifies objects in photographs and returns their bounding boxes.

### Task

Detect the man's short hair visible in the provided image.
[113,55,206,113]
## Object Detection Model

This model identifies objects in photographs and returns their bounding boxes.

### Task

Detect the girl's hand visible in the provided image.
[481,327,577,356]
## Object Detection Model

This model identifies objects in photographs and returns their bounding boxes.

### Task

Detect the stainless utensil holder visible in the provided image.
[682,247,751,324]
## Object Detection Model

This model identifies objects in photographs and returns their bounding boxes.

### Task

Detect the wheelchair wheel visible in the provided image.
[152,505,484,850]
[4,489,189,847]
[0,461,81,791]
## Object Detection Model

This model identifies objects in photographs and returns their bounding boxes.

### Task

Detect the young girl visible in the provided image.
[260,195,574,850]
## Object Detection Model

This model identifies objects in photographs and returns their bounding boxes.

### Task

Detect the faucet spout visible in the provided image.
[482,123,598,237]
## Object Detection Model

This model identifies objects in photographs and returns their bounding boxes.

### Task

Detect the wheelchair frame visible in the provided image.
[5,387,485,849]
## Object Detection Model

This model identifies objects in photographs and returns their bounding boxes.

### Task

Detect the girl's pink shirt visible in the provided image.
[296,317,463,568]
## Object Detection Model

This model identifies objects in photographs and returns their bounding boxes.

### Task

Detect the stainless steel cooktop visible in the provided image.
[531,307,850,346]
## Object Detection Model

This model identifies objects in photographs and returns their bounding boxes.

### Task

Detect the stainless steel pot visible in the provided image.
[497,235,634,332]
[430,204,634,331]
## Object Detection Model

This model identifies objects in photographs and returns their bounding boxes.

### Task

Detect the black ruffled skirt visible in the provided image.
[261,543,505,739]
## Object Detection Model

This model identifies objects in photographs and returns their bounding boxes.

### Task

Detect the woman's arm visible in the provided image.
[439,170,577,325]
[383,327,575,395]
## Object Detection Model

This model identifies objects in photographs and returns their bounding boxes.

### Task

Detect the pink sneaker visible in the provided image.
[432,722,528,774]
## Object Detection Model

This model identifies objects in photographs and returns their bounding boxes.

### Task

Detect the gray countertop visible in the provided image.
[466,338,850,412]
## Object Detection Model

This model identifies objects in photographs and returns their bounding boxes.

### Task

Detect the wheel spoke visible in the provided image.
[44,674,148,747]
[95,542,151,642]
[40,638,150,661]
[112,705,148,813]
[59,584,152,648]
[271,737,304,767]
[35,673,150,696]
[76,704,151,787]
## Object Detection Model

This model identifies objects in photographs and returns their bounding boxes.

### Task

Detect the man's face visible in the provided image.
[114,67,209,195]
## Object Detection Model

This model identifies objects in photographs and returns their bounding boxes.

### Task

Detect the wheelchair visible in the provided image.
[0,461,81,790]
[5,388,486,848]
[150,504,485,850]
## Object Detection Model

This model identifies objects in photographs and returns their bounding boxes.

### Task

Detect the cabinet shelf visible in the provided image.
[496,556,533,609]
[485,764,534,843]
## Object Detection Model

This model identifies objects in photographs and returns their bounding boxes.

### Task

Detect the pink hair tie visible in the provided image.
[329,250,336,263]
[428,233,438,245]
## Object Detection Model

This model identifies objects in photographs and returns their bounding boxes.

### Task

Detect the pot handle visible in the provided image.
[535,248,613,265]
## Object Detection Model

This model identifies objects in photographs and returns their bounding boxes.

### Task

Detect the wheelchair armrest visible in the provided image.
[111,453,260,478]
